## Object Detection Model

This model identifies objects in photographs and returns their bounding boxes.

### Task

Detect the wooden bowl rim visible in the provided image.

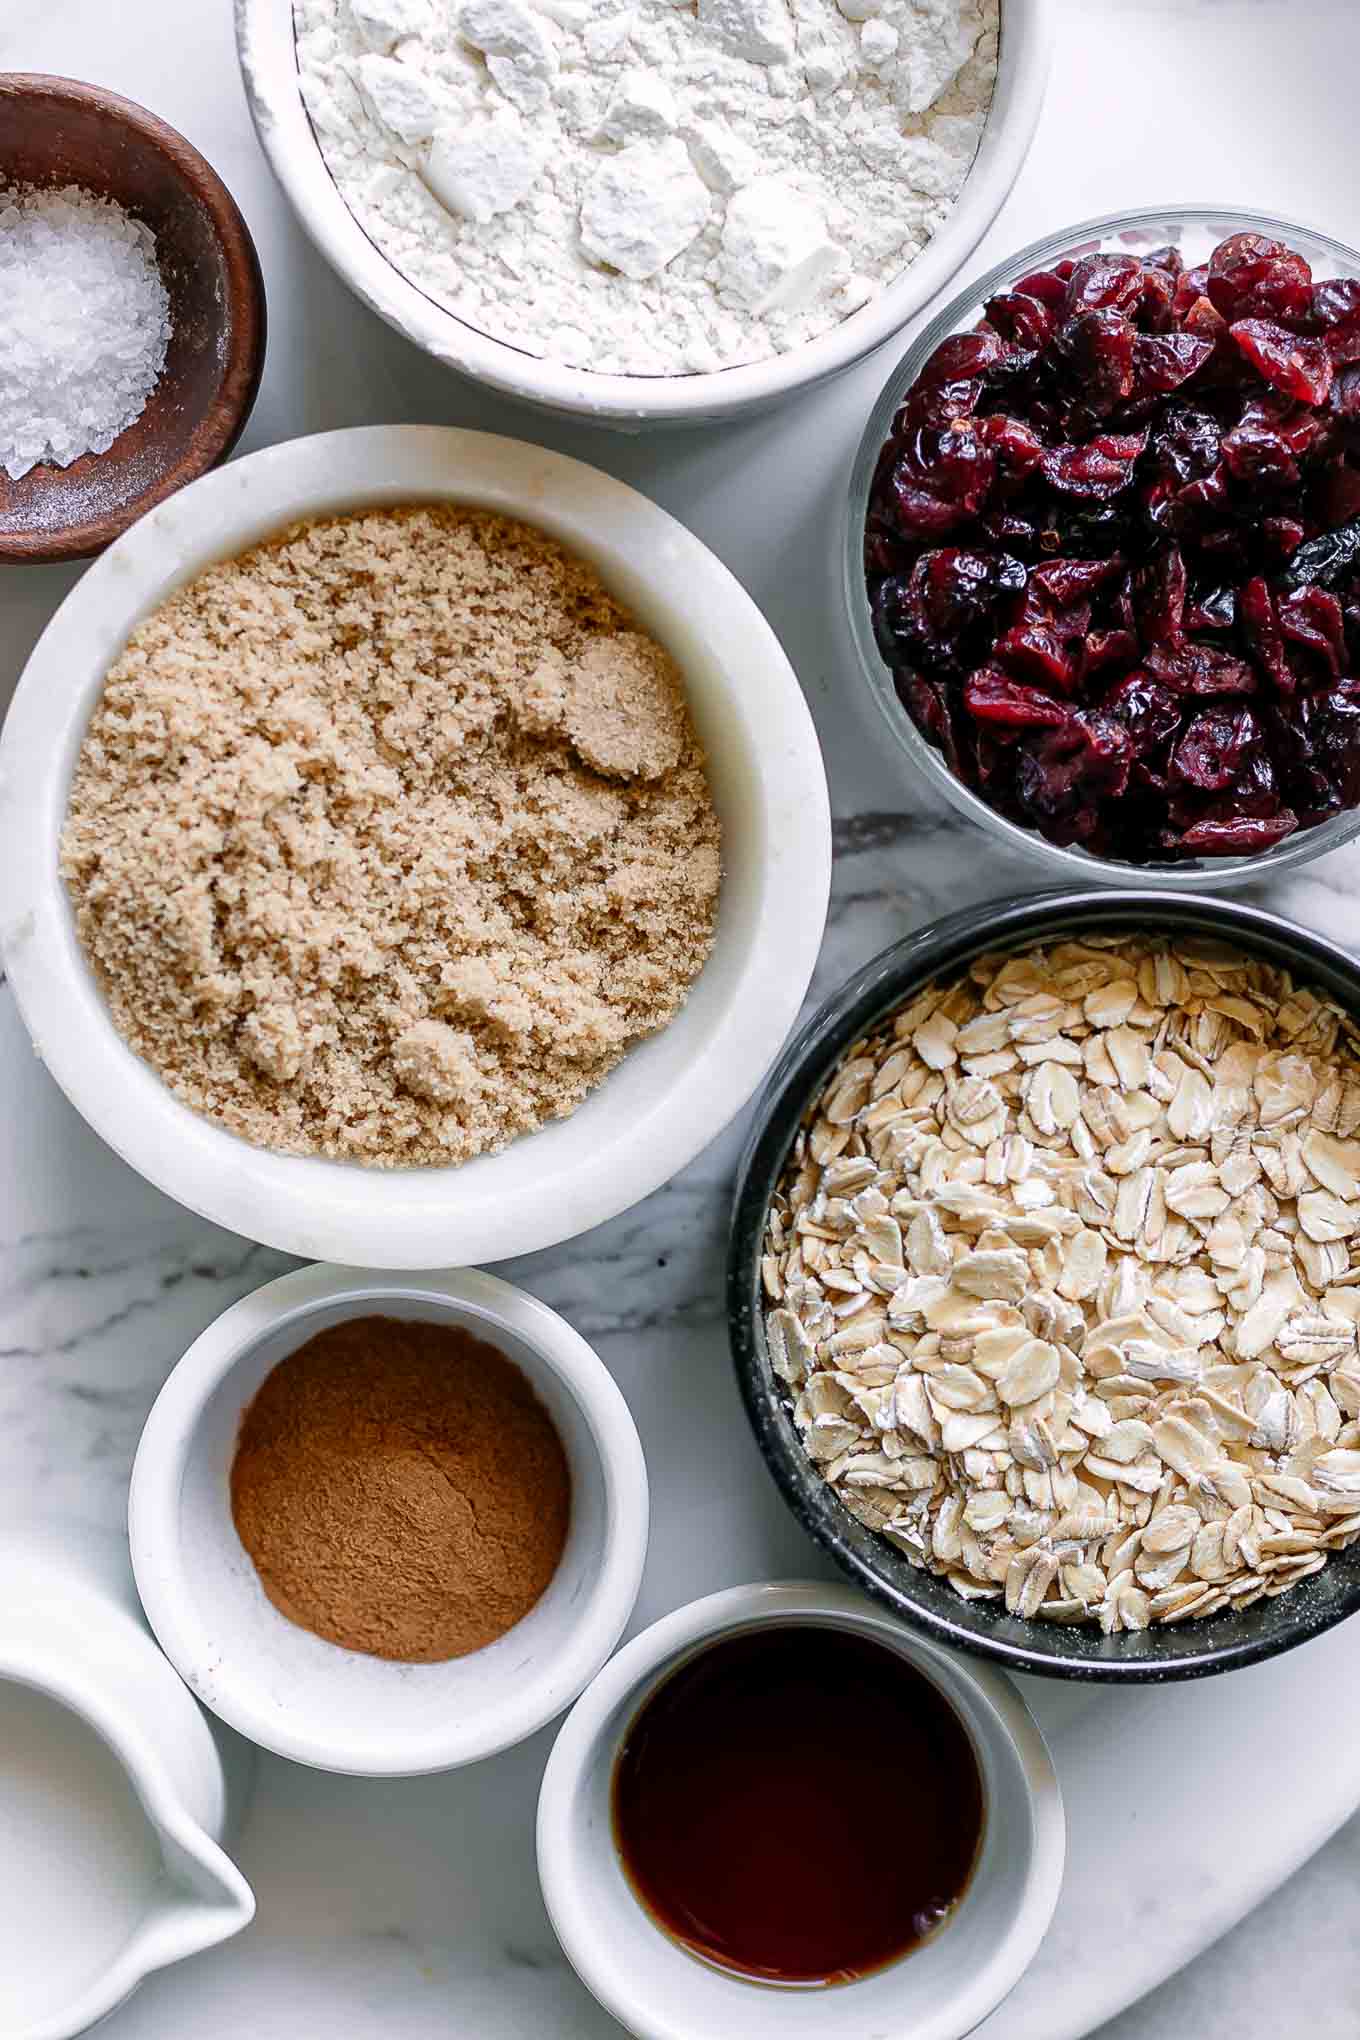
[0,72,267,565]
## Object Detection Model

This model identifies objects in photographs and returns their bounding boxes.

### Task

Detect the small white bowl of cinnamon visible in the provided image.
[128,1262,649,1776]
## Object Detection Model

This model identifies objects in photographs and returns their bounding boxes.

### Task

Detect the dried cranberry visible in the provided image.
[1052,310,1136,411]
[1015,714,1133,841]
[984,293,1058,351]
[1065,254,1145,317]
[885,423,997,539]
[946,549,1012,631]
[1148,404,1222,489]
[1207,234,1314,324]
[1085,628,1139,673]
[1309,411,1348,466]
[1143,642,1257,695]
[1241,578,1295,694]
[875,549,1015,670]
[896,669,952,749]
[1313,279,1360,365]
[1294,679,1360,806]
[887,462,970,539]
[934,424,999,505]
[1312,277,1360,328]
[1101,672,1183,756]
[1054,503,1140,559]
[1231,320,1334,405]
[1041,431,1147,499]
[1318,472,1360,539]
[1169,706,1261,789]
[1138,266,1177,334]
[864,522,909,579]
[1175,811,1298,854]
[992,619,1071,690]
[1145,246,1185,279]
[1176,475,1236,538]
[1182,295,1229,347]
[1013,266,1070,312]
[1330,368,1360,422]
[1262,518,1306,563]
[1235,747,1283,811]
[1128,332,1216,403]
[980,414,1045,481]
[1030,556,1126,605]
[1283,516,1360,588]
[902,380,981,431]
[963,668,1074,730]
[916,331,1007,387]
[977,509,1043,551]
[1168,752,1281,831]
[905,331,1006,426]
[1279,585,1347,675]
[1221,395,1318,485]
[919,547,998,627]
[1186,585,1236,631]
[1135,547,1187,644]
[991,557,1111,693]
[872,574,916,665]
[1172,264,1211,320]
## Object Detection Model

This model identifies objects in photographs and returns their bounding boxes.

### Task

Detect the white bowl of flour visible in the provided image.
[235,0,1051,423]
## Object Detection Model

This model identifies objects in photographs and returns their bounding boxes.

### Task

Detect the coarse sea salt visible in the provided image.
[0,184,172,482]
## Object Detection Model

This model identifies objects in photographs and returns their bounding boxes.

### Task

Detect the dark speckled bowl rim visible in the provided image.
[728,888,1360,1681]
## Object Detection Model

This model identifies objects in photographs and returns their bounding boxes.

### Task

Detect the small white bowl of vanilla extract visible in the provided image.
[536,1581,1064,2040]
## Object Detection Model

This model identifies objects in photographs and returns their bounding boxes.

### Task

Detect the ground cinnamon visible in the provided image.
[229,1314,571,1662]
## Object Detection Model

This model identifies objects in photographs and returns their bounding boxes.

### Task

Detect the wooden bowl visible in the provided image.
[0,75,267,564]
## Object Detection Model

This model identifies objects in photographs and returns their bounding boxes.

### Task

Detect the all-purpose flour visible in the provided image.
[295,0,998,374]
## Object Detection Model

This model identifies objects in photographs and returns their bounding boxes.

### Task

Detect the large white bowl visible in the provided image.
[129,1264,649,1775]
[0,425,830,1267]
[537,1582,1065,2040]
[235,0,1054,427]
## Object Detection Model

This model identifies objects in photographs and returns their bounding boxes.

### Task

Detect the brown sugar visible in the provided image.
[229,1314,572,1662]
[60,505,722,1165]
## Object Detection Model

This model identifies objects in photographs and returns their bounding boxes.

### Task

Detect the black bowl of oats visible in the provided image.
[729,889,1360,1680]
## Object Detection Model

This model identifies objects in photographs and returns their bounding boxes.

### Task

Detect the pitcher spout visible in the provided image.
[0,1529,255,2039]
[139,1818,256,1970]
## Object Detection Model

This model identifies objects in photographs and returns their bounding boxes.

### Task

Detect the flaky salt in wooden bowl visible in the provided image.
[0,74,266,564]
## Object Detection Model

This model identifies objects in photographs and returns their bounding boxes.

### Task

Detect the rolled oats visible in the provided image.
[764,935,1360,1632]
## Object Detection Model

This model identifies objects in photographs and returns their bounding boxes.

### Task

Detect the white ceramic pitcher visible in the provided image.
[0,1521,255,2039]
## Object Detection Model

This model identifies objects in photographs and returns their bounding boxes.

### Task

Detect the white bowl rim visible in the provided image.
[536,1579,1066,2040]
[128,1262,650,1775]
[234,0,1055,424]
[0,423,831,1267]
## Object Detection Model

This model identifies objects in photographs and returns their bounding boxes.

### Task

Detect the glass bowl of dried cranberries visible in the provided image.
[848,206,1360,883]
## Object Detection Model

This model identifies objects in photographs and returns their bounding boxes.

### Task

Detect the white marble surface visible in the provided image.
[3,0,1360,2035]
